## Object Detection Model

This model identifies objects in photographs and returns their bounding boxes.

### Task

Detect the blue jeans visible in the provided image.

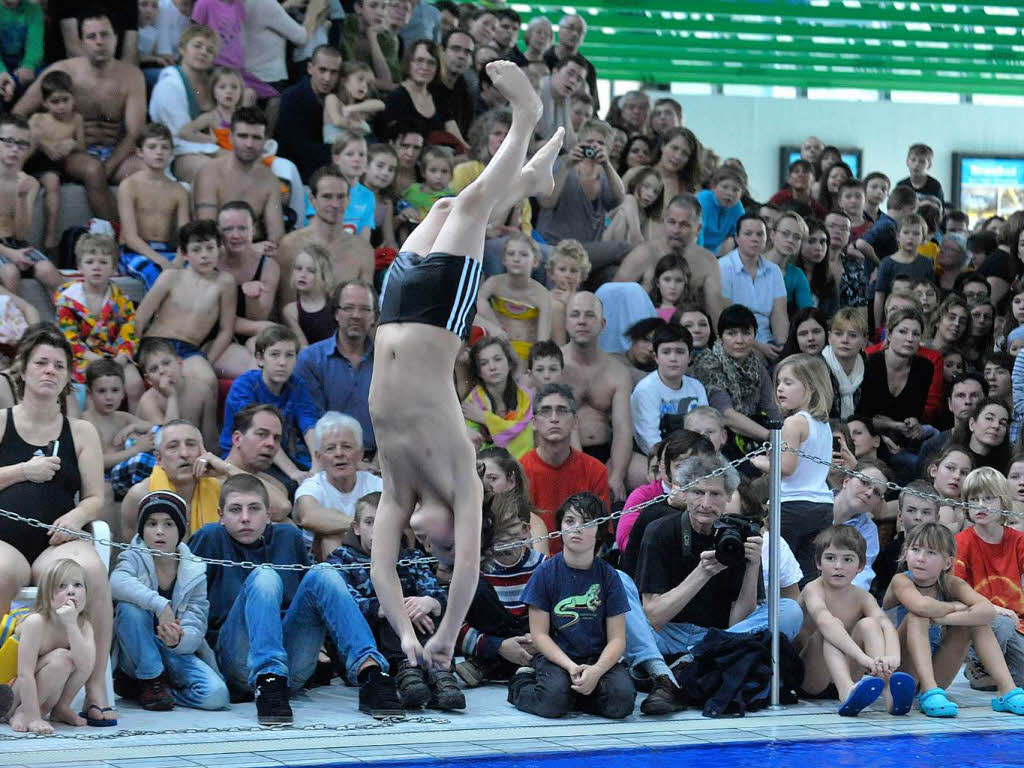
[115,603,229,710]
[617,570,672,681]
[654,598,804,656]
[215,564,387,691]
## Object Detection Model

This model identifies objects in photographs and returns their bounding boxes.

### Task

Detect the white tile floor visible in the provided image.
[1,672,1023,767]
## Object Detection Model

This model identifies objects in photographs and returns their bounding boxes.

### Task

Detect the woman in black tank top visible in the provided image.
[0,328,114,723]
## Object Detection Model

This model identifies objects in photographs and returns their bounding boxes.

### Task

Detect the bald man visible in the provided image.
[559,292,634,501]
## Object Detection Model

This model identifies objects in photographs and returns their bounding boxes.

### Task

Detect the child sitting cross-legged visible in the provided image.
[110,491,228,711]
[797,525,914,717]
[883,522,1024,717]
[328,492,464,711]
[508,492,636,719]
[955,467,1024,692]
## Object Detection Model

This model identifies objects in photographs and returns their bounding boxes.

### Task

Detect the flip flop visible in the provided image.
[918,687,958,718]
[992,686,1024,715]
[838,676,884,717]
[79,703,118,727]
[888,672,915,715]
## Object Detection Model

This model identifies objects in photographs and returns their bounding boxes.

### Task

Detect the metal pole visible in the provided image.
[767,419,784,709]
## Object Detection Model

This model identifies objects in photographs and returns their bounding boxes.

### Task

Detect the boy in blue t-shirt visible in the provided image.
[219,324,320,491]
[696,165,746,255]
[508,492,636,719]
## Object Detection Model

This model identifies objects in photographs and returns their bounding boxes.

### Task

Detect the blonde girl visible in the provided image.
[177,67,244,151]
[323,61,385,143]
[546,239,592,345]
[281,243,337,347]
[751,353,834,583]
[1,559,94,734]
[885,522,1024,717]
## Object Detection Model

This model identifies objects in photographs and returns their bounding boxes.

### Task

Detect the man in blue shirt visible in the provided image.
[295,280,377,457]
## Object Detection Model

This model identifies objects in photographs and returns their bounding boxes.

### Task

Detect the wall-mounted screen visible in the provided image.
[780,147,862,186]
[952,153,1024,226]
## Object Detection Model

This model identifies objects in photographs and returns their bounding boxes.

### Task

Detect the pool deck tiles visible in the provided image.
[2,672,1023,767]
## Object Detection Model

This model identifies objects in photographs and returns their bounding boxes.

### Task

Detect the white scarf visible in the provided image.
[822,346,864,419]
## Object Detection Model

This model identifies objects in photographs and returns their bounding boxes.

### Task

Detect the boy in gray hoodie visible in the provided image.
[110,491,229,711]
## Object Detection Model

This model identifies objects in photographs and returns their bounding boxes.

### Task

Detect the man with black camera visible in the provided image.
[636,454,804,655]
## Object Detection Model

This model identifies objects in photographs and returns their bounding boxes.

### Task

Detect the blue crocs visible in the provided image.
[918,687,958,718]
[838,676,884,717]
[992,687,1024,715]
[888,672,915,716]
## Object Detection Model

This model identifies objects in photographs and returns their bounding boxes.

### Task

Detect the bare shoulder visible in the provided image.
[69,417,102,448]
[685,243,719,273]
[217,271,237,289]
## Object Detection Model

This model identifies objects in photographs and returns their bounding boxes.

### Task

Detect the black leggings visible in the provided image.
[780,500,833,587]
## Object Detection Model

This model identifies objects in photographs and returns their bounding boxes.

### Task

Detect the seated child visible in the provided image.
[0,559,94,733]
[54,233,143,408]
[508,492,636,720]
[110,490,228,711]
[281,243,337,348]
[0,115,61,296]
[456,490,544,687]
[328,492,464,711]
[873,213,932,329]
[399,145,455,224]
[475,233,552,361]
[884,522,1024,717]
[25,72,84,253]
[134,220,233,447]
[176,68,244,152]
[798,526,912,717]
[602,165,664,247]
[117,123,191,289]
[83,358,156,503]
[527,340,565,391]
[871,480,939,602]
[362,143,399,251]
[188,474,403,725]
[696,165,745,255]
[546,239,591,345]
[323,61,385,141]
[955,468,1024,691]
[219,324,320,491]
[135,338,219,452]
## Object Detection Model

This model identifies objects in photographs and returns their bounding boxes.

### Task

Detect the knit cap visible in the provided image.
[137,490,188,543]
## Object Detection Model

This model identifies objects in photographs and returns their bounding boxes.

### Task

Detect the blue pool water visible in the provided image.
[356,730,1024,768]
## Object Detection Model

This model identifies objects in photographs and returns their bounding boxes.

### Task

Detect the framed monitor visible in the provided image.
[952,153,1024,226]
[780,146,863,186]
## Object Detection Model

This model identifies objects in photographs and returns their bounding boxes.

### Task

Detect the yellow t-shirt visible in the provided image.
[452,161,533,234]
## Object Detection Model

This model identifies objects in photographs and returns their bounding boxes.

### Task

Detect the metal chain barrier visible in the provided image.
[0,444,769,573]
[0,715,450,741]
[785,444,1024,521]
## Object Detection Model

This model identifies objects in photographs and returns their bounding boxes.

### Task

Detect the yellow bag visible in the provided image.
[0,608,30,684]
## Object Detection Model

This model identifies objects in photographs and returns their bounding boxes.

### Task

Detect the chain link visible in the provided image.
[784,444,1024,521]
[0,444,769,574]
[0,715,450,741]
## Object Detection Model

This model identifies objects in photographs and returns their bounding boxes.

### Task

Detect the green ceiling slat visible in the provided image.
[581,37,1024,67]
[530,9,1021,46]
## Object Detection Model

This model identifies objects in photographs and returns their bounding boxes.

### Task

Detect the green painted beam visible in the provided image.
[527,9,1023,46]
[583,32,1024,63]
[583,45,1024,75]
[520,0,1024,16]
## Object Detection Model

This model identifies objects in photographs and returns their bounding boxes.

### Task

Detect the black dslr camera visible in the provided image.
[712,516,762,569]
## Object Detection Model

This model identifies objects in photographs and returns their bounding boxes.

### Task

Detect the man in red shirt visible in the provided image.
[519,383,609,554]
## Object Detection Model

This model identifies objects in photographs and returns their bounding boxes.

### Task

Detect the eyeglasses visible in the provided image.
[536,405,573,418]
[0,136,31,150]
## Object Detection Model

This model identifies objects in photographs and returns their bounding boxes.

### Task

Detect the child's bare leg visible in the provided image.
[11,649,75,734]
[0,264,20,294]
[903,613,939,690]
[49,648,91,727]
[212,342,257,379]
[33,260,63,296]
[932,625,972,689]
[798,632,834,695]
[181,356,219,448]
[428,62,544,262]
[970,623,1017,696]
[852,616,887,705]
[40,173,60,249]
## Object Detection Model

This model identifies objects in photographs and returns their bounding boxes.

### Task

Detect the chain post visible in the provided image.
[767,421,784,710]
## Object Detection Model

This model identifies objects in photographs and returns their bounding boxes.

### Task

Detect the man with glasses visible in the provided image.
[432,30,475,137]
[520,383,610,555]
[543,14,599,112]
[0,114,41,271]
[296,280,379,459]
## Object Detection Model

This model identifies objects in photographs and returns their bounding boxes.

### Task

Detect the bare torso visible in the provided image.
[196,155,277,224]
[59,58,134,146]
[146,270,223,343]
[560,344,622,446]
[123,175,187,242]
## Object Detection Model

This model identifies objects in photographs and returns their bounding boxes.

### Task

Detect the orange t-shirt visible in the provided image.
[955,526,1024,633]
[519,448,610,555]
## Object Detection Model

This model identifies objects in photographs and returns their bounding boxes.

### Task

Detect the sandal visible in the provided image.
[888,672,915,715]
[838,676,883,717]
[992,686,1024,715]
[918,687,958,718]
[79,703,118,727]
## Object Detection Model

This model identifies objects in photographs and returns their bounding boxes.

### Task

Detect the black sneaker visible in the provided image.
[254,674,292,726]
[427,669,466,711]
[358,667,406,719]
[506,666,535,705]
[394,660,431,709]
[640,675,684,716]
